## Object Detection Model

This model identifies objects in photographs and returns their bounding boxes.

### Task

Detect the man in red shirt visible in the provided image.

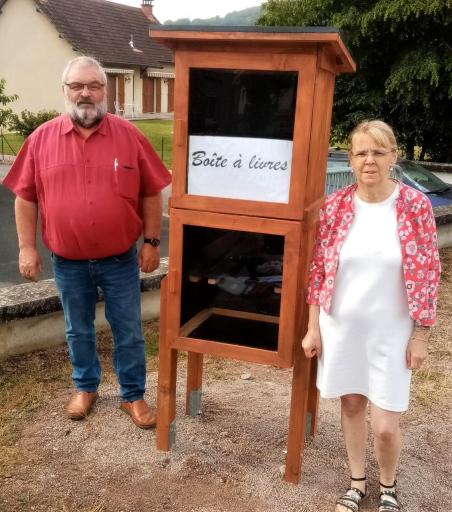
[3,56,171,429]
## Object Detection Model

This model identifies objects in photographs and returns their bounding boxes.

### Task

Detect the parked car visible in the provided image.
[397,159,452,207]
[326,150,452,207]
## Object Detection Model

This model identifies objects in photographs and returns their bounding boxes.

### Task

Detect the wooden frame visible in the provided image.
[169,50,316,220]
[151,26,355,485]
[166,208,301,367]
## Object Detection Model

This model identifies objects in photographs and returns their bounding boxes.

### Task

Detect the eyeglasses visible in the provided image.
[351,149,395,160]
[64,82,105,92]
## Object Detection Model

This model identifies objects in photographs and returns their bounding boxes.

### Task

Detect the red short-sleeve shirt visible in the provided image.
[3,114,172,259]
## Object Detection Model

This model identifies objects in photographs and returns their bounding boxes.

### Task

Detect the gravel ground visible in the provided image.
[0,249,450,512]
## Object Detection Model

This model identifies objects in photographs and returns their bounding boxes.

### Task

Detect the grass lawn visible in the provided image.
[131,119,173,168]
[0,119,174,168]
[0,131,24,156]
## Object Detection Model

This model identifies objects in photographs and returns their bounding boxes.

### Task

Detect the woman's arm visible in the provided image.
[420,197,441,326]
[306,205,328,305]
[405,197,440,368]
[406,325,429,369]
[301,304,322,359]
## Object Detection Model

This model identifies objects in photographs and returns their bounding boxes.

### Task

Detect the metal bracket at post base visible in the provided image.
[305,412,312,436]
[169,420,176,448]
[188,389,202,418]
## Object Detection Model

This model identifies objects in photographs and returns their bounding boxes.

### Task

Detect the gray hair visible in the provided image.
[61,56,107,85]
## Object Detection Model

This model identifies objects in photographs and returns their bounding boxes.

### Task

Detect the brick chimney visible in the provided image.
[141,0,159,24]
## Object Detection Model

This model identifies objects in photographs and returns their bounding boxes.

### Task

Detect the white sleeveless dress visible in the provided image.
[317,185,414,412]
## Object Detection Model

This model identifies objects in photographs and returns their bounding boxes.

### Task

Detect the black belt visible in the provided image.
[53,246,134,263]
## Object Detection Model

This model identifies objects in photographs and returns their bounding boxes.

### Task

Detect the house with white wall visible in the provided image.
[0,0,174,117]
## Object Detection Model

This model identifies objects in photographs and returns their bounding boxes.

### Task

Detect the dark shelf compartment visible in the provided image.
[188,313,279,351]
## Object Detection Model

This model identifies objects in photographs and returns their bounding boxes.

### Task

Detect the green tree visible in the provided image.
[9,109,60,138]
[258,1,452,161]
[164,6,261,26]
[0,78,19,156]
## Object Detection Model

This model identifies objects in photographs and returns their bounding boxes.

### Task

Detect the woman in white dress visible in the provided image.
[302,120,440,512]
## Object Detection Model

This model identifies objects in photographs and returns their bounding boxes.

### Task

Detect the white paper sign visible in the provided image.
[187,135,293,203]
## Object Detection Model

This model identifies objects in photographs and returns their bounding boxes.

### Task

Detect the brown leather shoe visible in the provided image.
[120,399,157,429]
[66,391,98,420]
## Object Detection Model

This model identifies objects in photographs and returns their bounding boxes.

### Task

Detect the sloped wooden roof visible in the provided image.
[151,26,355,73]
[28,0,173,68]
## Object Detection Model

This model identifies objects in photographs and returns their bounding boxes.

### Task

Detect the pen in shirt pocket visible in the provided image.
[114,157,118,172]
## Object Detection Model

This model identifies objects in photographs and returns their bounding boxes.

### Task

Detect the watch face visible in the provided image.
[145,238,160,247]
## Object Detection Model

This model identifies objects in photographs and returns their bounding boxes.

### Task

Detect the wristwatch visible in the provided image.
[143,237,160,248]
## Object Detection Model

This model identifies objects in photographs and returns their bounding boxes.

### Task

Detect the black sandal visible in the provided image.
[336,476,367,511]
[379,481,400,512]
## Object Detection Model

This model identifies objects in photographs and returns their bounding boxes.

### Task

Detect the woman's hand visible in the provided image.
[406,329,429,369]
[302,304,322,358]
[302,328,322,359]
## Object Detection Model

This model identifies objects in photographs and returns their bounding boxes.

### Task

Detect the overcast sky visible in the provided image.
[109,1,263,23]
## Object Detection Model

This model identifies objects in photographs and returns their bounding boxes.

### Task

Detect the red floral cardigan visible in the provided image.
[307,182,441,326]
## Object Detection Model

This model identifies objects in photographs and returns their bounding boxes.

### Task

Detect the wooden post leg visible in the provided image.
[307,357,319,435]
[284,349,311,484]
[186,352,203,417]
[156,277,178,451]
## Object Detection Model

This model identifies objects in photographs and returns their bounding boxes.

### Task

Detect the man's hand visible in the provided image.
[19,246,42,282]
[140,193,163,273]
[138,243,160,273]
[15,196,41,281]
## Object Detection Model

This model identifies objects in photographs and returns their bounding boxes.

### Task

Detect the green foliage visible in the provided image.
[9,109,60,138]
[0,78,18,131]
[0,78,18,106]
[259,0,452,161]
[164,6,261,26]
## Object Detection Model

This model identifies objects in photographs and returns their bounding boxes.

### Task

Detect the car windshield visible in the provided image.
[401,160,450,194]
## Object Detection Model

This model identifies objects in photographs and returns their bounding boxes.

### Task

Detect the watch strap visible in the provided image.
[143,237,160,248]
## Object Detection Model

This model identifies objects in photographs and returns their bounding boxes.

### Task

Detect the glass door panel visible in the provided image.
[187,69,298,203]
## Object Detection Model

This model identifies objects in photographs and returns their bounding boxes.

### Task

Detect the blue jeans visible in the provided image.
[52,246,145,402]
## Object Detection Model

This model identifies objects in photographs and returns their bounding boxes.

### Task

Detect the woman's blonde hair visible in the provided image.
[349,120,398,151]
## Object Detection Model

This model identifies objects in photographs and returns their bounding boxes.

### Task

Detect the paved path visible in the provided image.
[0,186,54,287]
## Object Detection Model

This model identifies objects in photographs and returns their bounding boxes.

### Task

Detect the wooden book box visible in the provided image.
[150,26,355,484]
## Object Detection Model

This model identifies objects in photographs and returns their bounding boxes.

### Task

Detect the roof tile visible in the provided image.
[34,0,173,68]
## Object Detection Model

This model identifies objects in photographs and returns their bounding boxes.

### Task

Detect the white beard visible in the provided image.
[64,96,108,128]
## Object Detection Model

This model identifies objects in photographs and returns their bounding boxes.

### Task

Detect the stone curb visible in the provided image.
[0,258,168,324]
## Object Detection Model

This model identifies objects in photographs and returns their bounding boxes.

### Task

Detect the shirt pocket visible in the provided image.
[116,165,139,200]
